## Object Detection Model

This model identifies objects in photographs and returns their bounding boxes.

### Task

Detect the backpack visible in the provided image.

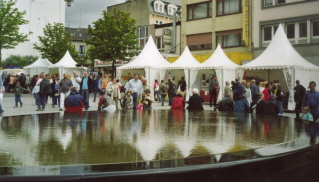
[161,85,167,92]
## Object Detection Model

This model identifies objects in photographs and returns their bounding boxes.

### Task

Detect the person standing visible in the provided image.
[294,80,306,120]
[154,79,161,101]
[250,79,260,97]
[224,81,231,97]
[59,73,73,111]
[99,73,109,92]
[159,80,167,106]
[80,71,93,110]
[246,82,252,106]
[52,79,61,108]
[126,74,143,109]
[209,76,220,107]
[274,83,284,116]
[0,74,4,115]
[38,73,51,111]
[262,83,272,101]
[71,71,81,89]
[13,82,29,108]
[107,77,121,110]
[177,77,187,92]
[140,78,150,102]
[167,79,176,106]
[19,73,27,91]
[302,81,319,121]
[93,75,100,102]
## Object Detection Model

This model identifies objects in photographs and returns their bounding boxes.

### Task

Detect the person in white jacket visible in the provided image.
[107,77,121,110]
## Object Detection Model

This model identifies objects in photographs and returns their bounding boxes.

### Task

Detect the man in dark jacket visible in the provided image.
[38,73,52,111]
[59,73,73,111]
[250,79,260,97]
[65,87,84,112]
[80,71,93,110]
[218,93,234,111]
[294,80,306,120]
[234,94,249,113]
[250,93,265,114]
[187,88,204,110]
[264,94,279,116]
[209,76,220,107]
[167,79,176,106]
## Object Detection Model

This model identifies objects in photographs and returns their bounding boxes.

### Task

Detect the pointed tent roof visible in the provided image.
[243,24,319,70]
[24,57,53,68]
[163,46,202,70]
[192,44,239,70]
[49,50,78,68]
[118,36,172,70]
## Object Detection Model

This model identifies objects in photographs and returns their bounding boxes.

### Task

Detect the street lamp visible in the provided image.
[78,54,86,77]
[29,56,33,65]
[65,0,74,7]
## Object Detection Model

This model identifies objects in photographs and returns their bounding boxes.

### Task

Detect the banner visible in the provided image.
[242,0,250,47]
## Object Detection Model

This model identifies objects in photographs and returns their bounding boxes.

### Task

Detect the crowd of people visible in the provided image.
[0,71,318,123]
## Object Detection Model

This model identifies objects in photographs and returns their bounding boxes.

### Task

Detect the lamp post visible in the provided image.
[65,0,74,7]
[29,56,33,65]
[78,54,86,77]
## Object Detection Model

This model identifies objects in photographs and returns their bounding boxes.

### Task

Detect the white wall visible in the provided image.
[2,0,65,59]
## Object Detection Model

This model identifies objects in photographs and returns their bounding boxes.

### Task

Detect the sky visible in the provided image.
[65,0,125,28]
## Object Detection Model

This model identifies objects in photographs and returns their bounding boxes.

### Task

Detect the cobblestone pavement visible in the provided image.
[0,92,296,118]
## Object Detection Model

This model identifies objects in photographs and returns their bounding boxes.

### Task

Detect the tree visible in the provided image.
[34,23,77,64]
[0,55,38,68]
[0,0,29,61]
[85,9,138,77]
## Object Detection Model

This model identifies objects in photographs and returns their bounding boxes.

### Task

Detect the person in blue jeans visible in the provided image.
[80,71,93,110]
[13,82,30,108]
[125,74,143,109]
[302,81,319,121]
[167,79,176,106]
[93,75,100,102]
[159,80,167,106]
[32,85,41,110]
[38,73,52,111]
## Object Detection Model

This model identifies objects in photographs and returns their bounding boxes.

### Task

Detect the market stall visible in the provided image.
[23,58,53,76]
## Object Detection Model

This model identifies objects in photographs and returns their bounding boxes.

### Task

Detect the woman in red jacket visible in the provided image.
[171,91,185,109]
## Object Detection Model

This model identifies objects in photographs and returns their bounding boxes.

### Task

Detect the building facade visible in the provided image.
[252,0,319,65]
[65,27,90,55]
[2,0,65,60]
[180,0,253,64]
[107,0,182,54]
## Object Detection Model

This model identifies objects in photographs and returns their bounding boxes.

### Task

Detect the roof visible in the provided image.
[117,35,172,70]
[148,0,182,18]
[192,45,240,70]
[242,24,319,70]
[65,27,90,41]
[162,46,202,70]
[49,51,79,68]
[24,58,53,68]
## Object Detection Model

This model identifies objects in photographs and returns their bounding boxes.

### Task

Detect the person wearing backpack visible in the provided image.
[294,80,306,120]
[159,80,167,106]
[274,83,284,116]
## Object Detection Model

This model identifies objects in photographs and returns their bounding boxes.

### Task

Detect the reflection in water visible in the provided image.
[0,111,311,167]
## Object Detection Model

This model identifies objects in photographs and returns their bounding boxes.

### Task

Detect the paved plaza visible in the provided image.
[0,92,295,118]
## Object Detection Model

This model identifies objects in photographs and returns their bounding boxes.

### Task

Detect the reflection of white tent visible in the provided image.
[48,51,84,79]
[23,58,53,76]
[117,36,172,91]
[242,24,319,110]
[191,45,241,101]
[160,46,202,100]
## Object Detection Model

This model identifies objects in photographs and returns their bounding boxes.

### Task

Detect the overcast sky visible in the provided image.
[65,0,125,28]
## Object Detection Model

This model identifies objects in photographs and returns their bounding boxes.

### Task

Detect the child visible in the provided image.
[301,106,313,121]
[13,82,29,108]
[124,90,133,109]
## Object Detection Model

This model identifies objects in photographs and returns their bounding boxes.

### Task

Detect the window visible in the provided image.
[187,33,212,51]
[216,29,244,48]
[262,25,278,46]
[187,1,212,21]
[136,26,149,49]
[156,37,164,52]
[155,20,163,25]
[264,0,307,7]
[80,45,85,54]
[167,4,177,15]
[312,20,319,43]
[217,0,241,16]
[154,0,164,13]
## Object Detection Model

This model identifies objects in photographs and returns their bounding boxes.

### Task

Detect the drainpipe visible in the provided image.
[167,9,181,54]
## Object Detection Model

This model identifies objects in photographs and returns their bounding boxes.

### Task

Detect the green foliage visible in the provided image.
[85,9,138,77]
[0,0,29,61]
[33,23,78,64]
[0,55,39,68]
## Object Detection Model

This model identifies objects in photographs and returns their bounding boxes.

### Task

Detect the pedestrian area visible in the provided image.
[0,93,295,118]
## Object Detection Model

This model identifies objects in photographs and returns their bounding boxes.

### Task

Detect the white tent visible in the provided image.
[48,51,85,79]
[242,24,319,110]
[191,45,241,101]
[117,36,172,91]
[23,58,53,76]
[159,46,202,100]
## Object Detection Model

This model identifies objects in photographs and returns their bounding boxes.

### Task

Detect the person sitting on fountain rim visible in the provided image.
[64,87,85,113]
[234,94,249,113]
[98,89,116,111]
[263,94,280,116]
[187,88,204,110]
[218,93,234,112]
[142,89,154,110]
[171,91,185,109]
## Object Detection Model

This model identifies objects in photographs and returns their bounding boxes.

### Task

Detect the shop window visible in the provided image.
[217,0,241,16]
[187,1,212,21]
[216,29,244,48]
[187,33,212,51]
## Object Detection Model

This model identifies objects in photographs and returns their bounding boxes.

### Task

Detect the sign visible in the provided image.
[163,28,172,45]
[242,0,249,47]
